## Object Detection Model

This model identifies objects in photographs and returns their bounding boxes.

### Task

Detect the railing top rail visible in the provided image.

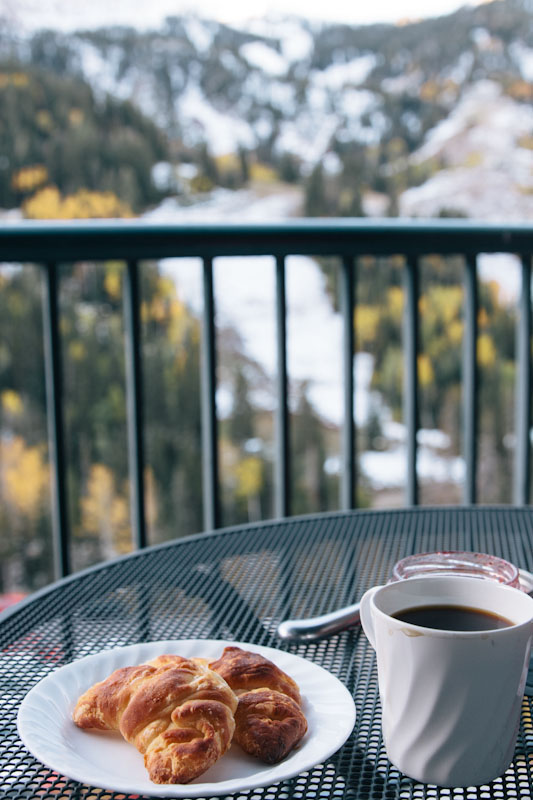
[1,218,533,261]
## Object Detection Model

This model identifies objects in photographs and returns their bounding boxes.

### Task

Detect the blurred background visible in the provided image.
[0,0,532,601]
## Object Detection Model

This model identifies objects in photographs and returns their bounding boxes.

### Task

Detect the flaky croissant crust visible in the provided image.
[209,646,308,764]
[73,654,237,784]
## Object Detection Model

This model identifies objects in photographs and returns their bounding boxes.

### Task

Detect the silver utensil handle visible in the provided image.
[277,602,361,642]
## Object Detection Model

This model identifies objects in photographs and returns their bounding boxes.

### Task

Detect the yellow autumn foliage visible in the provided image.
[418,353,434,387]
[1,389,23,416]
[249,162,277,183]
[478,307,490,329]
[215,153,241,172]
[104,266,123,300]
[420,79,440,102]
[387,286,404,322]
[12,72,30,87]
[439,286,462,323]
[477,333,496,367]
[81,464,131,554]
[144,466,158,530]
[68,108,84,127]
[234,456,263,499]
[486,280,502,305]
[142,276,195,357]
[0,72,30,88]
[356,305,381,346]
[36,109,54,132]
[1,436,49,520]
[11,165,49,193]
[158,276,178,299]
[448,319,463,345]
[464,151,484,168]
[68,340,86,362]
[168,298,190,350]
[421,286,462,326]
[23,186,133,220]
[507,80,533,102]
[518,134,533,151]
[149,295,168,324]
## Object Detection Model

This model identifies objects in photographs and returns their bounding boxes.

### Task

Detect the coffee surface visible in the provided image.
[392,604,513,631]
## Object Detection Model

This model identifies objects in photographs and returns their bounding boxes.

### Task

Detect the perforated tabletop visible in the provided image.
[2,506,533,799]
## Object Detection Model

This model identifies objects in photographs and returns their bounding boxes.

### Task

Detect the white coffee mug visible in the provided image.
[360,575,533,787]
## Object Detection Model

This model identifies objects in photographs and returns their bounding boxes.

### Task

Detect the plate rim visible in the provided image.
[17,638,356,797]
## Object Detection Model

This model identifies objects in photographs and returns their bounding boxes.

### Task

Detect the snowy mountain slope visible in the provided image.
[1,0,532,219]
[62,19,385,162]
[400,80,533,220]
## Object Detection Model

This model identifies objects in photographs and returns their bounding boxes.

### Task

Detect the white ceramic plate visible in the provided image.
[17,639,356,798]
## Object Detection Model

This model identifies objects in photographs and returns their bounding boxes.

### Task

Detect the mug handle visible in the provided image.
[359,585,382,650]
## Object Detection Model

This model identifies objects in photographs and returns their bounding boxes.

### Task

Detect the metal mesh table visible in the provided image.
[2,506,533,799]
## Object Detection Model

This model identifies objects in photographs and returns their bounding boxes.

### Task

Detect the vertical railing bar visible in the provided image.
[201,256,220,530]
[275,255,290,518]
[41,261,70,578]
[514,254,532,504]
[124,260,147,549]
[340,255,356,509]
[463,253,478,504]
[403,256,419,506]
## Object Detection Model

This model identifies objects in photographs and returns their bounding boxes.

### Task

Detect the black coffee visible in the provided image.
[392,604,513,631]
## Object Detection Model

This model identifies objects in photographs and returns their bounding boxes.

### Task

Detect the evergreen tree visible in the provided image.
[304,163,329,217]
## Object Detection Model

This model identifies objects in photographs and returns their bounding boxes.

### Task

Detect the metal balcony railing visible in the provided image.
[1,218,532,581]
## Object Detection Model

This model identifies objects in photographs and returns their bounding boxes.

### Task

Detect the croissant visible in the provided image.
[73,654,237,784]
[209,646,307,764]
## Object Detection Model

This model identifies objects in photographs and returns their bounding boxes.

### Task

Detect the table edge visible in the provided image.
[1,504,530,625]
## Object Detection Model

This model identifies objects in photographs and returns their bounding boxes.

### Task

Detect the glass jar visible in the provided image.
[391,550,520,588]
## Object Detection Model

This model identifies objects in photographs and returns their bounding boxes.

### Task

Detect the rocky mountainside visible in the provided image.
[1,0,532,218]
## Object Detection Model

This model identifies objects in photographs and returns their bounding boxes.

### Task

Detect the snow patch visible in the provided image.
[381,69,423,94]
[322,152,342,175]
[470,27,492,49]
[413,81,533,167]
[360,446,464,489]
[400,165,533,223]
[151,162,175,191]
[241,73,296,115]
[338,88,376,117]
[401,81,533,227]
[510,41,533,81]
[477,254,521,304]
[279,25,314,62]
[311,53,377,90]
[276,112,339,164]
[235,17,314,62]
[177,84,256,154]
[444,51,474,84]
[76,40,128,99]
[240,41,288,76]
[182,17,215,53]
